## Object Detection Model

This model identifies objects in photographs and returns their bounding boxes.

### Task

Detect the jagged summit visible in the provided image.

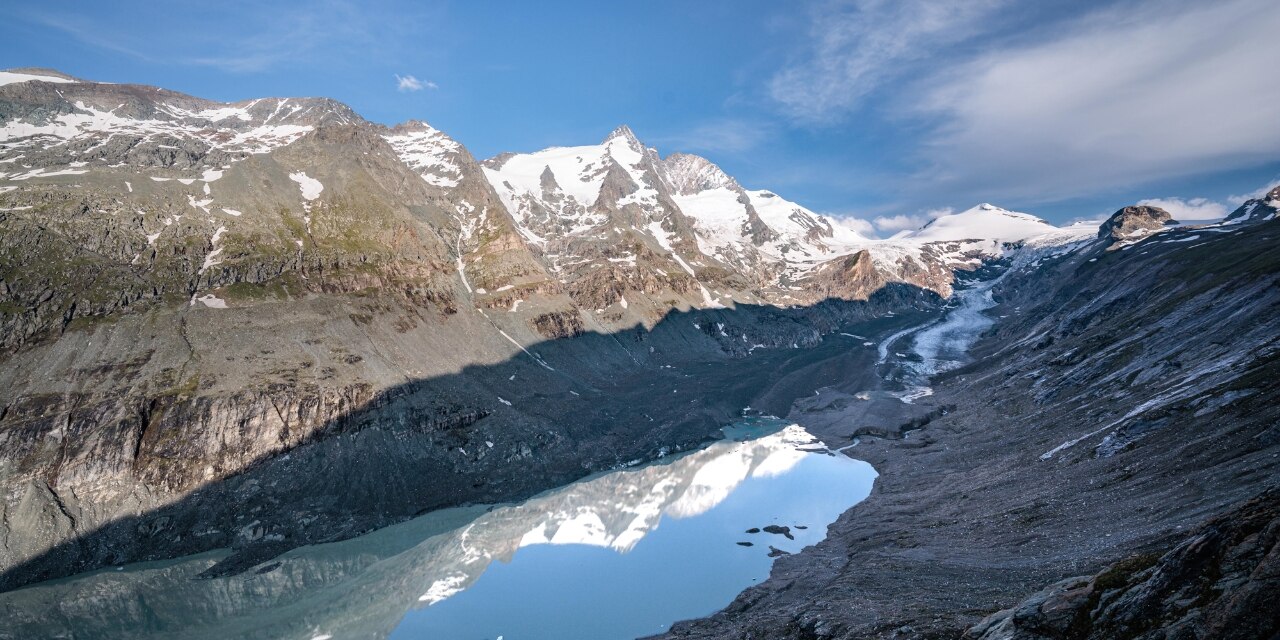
[382,119,467,188]
[481,123,884,297]
[602,124,642,146]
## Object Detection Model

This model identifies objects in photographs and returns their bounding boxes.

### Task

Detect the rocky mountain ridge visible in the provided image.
[0,67,1099,357]
[656,208,1280,640]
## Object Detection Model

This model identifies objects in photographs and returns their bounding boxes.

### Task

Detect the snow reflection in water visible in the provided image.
[0,420,875,640]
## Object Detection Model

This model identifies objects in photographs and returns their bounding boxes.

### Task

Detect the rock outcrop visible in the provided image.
[1098,205,1176,242]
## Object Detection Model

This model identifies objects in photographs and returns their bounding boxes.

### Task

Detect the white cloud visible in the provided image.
[872,207,948,232]
[768,0,1006,124]
[913,0,1280,202]
[1228,179,1280,204]
[1136,197,1228,221]
[396,74,435,92]
[769,0,1280,205]
[829,215,876,236]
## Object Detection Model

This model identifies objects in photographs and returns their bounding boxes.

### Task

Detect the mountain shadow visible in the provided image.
[0,281,945,592]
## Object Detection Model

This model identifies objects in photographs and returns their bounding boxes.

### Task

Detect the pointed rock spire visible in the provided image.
[602,124,643,149]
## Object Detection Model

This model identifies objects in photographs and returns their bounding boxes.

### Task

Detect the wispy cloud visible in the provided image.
[396,74,436,91]
[657,119,773,155]
[764,0,1280,209]
[1228,178,1280,204]
[768,0,1006,124]
[1136,197,1228,221]
[829,215,876,236]
[15,1,446,75]
[20,12,157,63]
[912,0,1280,203]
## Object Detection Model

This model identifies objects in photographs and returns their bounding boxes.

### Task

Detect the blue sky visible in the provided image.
[4,0,1279,232]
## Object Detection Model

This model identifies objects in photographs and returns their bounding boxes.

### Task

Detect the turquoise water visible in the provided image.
[0,420,876,640]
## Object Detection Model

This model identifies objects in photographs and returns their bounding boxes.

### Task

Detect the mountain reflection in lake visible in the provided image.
[0,420,876,640]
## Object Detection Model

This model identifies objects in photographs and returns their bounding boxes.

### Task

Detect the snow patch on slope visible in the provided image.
[384,123,464,188]
[289,172,323,200]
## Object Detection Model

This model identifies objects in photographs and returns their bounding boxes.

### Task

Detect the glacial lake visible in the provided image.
[0,420,876,640]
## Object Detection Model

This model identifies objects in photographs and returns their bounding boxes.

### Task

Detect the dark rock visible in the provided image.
[965,489,1280,640]
[530,310,585,339]
[762,525,794,540]
[253,561,282,575]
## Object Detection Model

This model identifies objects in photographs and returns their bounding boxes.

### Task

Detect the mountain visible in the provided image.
[1224,184,1280,223]
[904,203,1060,243]
[482,127,1095,305]
[657,187,1280,640]
[3,68,1276,640]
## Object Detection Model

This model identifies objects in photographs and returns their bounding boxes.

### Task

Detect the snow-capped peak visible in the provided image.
[907,203,1058,243]
[602,124,642,147]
